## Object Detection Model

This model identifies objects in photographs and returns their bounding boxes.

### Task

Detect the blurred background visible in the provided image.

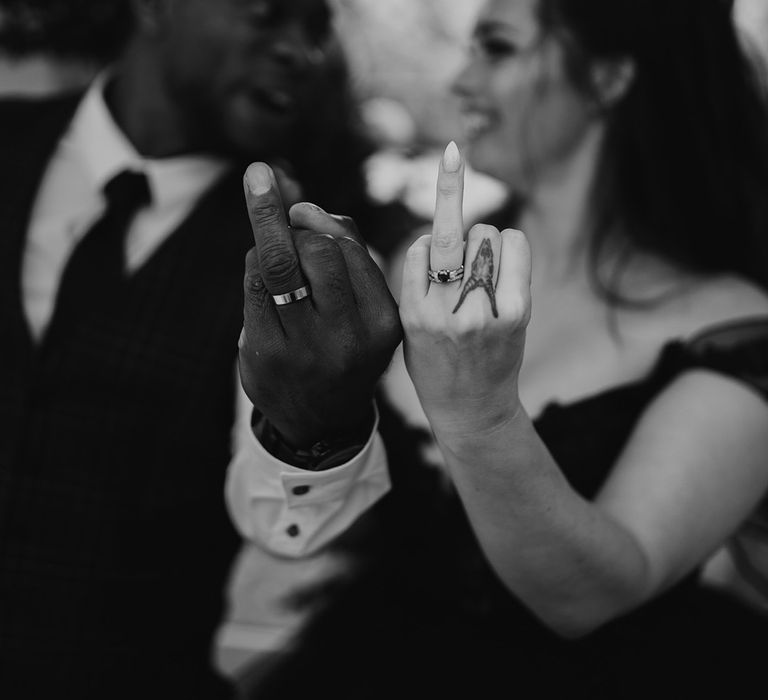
[2,0,767,242]
[1,0,767,684]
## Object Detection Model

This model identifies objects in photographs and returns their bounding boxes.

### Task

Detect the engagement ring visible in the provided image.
[427,265,465,284]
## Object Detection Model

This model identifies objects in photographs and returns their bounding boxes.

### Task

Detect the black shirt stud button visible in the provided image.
[291,485,311,496]
[286,524,300,538]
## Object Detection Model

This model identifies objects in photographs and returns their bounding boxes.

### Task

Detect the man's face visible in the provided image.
[160,0,332,159]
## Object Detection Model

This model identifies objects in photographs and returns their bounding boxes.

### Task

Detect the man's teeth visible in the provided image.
[255,88,293,111]
[269,91,292,109]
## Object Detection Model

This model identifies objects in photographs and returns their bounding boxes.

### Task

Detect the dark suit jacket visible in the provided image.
[0,93,253,700]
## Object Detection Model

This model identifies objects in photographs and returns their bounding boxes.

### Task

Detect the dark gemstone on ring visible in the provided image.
[438,270,450,283]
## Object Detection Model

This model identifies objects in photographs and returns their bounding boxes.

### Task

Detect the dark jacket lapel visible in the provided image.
[0,92,83,351]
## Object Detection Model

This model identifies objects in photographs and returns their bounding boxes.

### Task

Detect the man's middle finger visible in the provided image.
[243,162,308,303]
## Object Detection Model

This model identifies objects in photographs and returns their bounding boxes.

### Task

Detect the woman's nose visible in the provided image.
[452,57,481,99]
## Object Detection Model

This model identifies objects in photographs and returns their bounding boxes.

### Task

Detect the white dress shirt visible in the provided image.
[23,74,229,339]
[21,75,391,557]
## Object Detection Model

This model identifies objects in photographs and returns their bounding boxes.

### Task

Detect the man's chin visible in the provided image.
[222,119,294,160]
[199,131,285,162]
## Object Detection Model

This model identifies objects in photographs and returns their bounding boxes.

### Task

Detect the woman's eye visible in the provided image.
[473,37,518,61]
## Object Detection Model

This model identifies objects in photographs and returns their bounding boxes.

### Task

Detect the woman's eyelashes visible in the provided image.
[473,35,520,62]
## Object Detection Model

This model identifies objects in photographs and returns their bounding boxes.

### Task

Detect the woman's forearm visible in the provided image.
[434,407,654,638]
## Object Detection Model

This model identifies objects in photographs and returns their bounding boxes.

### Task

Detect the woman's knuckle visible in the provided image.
[469,223,499,239]
[433,229,461,249]
[501,293,531,327]
[437,182,458,198]
[406,239,427,261]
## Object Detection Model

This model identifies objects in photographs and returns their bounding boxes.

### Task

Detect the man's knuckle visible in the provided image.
[251,203,282,227]
[260,242,300,281]
[301,235,338,260]
[324,343,358,377]
[334,215,355,230]
[375,307,404,343]
[244,270,266,299]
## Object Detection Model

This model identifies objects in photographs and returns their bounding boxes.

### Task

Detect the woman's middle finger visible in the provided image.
[429,141,466,289]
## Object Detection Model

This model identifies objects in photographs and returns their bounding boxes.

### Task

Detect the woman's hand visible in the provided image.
[399,143,532,444]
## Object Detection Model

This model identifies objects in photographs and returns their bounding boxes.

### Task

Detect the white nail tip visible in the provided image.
[442,141,461,173]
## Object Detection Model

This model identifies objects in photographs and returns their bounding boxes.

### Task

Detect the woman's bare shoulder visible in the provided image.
[676,274,768,335]
[614,263,768,351]
[597,247,768,339]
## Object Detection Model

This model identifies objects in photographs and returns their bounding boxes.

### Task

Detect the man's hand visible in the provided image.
[239,162,402,449]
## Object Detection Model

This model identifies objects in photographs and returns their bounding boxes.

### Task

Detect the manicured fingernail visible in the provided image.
[245,163,273,195]
[303,202,326,213]
[442,141,461,173]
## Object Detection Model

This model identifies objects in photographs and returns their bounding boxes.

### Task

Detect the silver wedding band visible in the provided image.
[427,265,465,284]
[273,285,311,306]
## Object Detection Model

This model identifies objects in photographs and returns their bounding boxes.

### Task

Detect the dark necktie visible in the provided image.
[50,169,151,333]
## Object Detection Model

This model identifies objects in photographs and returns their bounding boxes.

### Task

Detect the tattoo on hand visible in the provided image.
[453,238,498,318]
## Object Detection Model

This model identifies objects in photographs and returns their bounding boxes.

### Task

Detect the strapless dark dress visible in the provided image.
[247,318,768,699]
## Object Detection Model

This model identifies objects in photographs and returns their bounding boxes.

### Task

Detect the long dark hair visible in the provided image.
[539,0,768,299]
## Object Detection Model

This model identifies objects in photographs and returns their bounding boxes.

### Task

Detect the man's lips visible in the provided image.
[248,86,297,115]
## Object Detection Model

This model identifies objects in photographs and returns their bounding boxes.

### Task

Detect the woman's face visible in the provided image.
[453,0,599,191]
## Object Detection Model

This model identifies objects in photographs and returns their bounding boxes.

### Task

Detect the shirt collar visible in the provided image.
[69,72,230,209]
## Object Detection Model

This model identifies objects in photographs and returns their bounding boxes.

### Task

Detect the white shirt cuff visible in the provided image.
[225,402,391,558]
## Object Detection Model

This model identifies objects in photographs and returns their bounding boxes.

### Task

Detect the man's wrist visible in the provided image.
[252,410,374,471]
